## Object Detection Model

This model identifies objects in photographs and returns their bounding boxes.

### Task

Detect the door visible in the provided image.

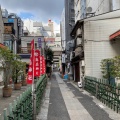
[75,62,80,82]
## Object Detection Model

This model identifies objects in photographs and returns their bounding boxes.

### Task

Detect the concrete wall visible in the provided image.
[84,18,120,78]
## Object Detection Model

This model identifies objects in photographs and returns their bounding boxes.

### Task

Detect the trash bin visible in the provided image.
[64,74,68,80]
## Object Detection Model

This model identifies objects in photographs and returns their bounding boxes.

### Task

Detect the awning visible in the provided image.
[109,30,120,40]
[70,20,83,36]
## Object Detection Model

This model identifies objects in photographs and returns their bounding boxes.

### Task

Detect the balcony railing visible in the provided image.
[18,47,40,54]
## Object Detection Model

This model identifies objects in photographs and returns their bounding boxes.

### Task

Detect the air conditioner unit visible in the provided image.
[86,7,95,17]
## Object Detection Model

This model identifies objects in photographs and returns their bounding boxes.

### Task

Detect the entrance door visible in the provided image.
[75,62,80,82]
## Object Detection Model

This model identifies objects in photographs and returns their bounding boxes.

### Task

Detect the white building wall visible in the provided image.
[84,19,120,78]
[112,0,120,10]
[61,9,66,50]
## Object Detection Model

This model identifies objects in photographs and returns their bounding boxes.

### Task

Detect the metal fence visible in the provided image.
[84,76,120,113]
[0,74,47,120]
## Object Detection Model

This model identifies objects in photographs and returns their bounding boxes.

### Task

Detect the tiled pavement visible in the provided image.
[0,84,30,117]
[37,72,120,120]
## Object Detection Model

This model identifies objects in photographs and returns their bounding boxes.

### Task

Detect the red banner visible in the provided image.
[42,56,46,74]
[27,39,34,84]
[40,56,43,75]
[34,50,40,77]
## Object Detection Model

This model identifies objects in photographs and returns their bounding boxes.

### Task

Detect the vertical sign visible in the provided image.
[27,39,34,84]
[38,38,41,48]
[34,50,40,77]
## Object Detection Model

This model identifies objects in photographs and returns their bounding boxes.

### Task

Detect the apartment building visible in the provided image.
[70,0,120,83]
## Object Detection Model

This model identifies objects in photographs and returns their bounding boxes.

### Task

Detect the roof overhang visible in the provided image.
[70,20,84,36]
[109,30,120,40]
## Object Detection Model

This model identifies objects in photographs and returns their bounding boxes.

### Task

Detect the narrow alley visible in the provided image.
[37,72,120,120]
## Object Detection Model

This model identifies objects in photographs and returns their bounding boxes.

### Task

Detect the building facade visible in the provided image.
[70,0,120,84]
[2,13,23,53]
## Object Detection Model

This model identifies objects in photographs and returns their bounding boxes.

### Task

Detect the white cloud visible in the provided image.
[23,19,60,34]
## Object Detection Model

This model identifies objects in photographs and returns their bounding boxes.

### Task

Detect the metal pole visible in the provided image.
[32,39,36,120]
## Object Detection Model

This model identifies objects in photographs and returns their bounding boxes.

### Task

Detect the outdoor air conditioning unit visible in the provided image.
[86,7,95,17]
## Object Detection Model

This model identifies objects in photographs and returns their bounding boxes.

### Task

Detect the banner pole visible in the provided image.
[32,39,36,120]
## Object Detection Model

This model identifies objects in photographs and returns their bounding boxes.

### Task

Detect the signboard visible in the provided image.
[34,50,40,77]
[8,19,14,23]
[27,40,34,84]
[38,38,41,48]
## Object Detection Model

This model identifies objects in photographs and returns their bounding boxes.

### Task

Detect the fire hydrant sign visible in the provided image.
[34,50,40,77]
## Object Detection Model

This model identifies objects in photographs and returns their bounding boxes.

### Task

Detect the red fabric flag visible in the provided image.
[43,56,46,74]
[40,56,43,75]
[27,39,34,84]
[41,56,46,74]
[34,50,40,77]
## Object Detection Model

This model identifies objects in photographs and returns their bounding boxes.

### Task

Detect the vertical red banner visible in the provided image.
[27,39,34,84]
[34,50,40,77]
[42,56,45,74]
[40,56,43,75]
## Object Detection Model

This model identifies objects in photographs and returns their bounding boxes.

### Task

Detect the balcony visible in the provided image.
[17,47,40,59]
[18,47,41,54]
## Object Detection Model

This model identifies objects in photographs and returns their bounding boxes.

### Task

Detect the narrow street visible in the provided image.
[37,72,120,120]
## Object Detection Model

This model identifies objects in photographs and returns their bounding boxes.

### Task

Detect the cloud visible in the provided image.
[0,0,64,23]
[23,19,60,34]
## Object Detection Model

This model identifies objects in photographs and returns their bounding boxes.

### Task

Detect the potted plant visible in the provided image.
[12,60,23,90]
[101,58,116,85]
[0,47,16,97]
[21,62,27,86]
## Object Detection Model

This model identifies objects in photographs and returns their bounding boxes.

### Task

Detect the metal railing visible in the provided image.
[84,76,120,113]
[18,47,40,54]
[1,74,47,120]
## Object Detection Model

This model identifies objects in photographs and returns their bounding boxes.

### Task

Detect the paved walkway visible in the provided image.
[37,72,120,120]
[0,84,30,117]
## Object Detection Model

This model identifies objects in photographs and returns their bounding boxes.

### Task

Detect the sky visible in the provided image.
[0,0,64,32]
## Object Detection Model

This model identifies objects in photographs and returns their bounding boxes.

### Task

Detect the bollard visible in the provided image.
[95,83,98,97]
[0,114,2,120]
[3,108,8,120]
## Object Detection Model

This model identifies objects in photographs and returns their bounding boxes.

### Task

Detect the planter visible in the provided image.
[14,82,22,90]
[22,80,27,86]
[2,87,12,97]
